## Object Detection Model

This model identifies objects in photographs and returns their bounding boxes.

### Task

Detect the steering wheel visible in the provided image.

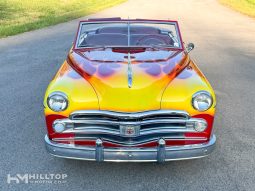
[136,35,168,46]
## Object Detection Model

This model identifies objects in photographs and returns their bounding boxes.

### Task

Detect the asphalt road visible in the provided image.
[1,0,255,190]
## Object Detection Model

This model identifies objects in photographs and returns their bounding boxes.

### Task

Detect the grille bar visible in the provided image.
[64,126,194,134]
[56,118,188,126]
[70,110,189,120]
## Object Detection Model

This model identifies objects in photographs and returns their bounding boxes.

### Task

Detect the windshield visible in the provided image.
[75,21,183,49]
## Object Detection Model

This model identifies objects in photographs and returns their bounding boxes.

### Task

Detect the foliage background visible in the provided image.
[0,0,126,38]
[219,0,255,17]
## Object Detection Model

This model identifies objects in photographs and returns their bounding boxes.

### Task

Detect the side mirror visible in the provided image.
[186,43,194,53]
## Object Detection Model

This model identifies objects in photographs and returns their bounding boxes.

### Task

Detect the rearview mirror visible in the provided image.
[186,43,194,53]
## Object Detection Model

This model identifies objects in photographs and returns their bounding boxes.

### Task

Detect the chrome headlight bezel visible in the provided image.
[47,92,68,112]
[192,91,213,111]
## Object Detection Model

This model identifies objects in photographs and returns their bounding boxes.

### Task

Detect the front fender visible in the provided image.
[161,60,216,116]
[44,61,99,117]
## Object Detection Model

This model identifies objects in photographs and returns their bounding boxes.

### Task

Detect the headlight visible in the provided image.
[47,92,68,112]
[192,91,213,111]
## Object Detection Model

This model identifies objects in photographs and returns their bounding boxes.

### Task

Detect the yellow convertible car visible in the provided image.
[44,18,216,162]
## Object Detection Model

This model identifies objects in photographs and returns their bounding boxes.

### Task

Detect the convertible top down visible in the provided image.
[44,18,216,162]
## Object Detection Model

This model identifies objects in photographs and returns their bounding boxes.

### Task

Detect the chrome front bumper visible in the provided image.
[44,135,216,162]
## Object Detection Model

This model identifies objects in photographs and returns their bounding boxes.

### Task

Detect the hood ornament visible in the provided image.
[127,52,132,88]
[127,20,132,88]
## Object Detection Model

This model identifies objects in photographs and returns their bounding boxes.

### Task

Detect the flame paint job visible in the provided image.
[66,49,190,112]
[44,48,216,143]
[44,19,216,147]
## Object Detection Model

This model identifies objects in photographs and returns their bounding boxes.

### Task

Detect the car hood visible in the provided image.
[68,48,189,112]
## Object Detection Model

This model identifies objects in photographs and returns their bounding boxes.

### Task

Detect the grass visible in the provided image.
[219,0,255,17]
[0,0,127,38]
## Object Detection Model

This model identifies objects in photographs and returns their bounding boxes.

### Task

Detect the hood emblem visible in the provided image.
[127,52,132,88]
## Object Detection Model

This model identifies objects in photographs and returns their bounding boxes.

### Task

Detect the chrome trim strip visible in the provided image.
[127,52,133,88]
[45,135,216,162]
[127,20,132,88]
[70,110,190,120]
[49,154,209,162]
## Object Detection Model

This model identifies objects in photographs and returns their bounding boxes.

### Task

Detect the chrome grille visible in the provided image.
[53,110,207,145]
[69,110,190,132]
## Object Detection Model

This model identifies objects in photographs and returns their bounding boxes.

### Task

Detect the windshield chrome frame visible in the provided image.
[73,19,184,51]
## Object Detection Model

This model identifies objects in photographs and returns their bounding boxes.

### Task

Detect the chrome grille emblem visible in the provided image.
[120,124,140,137]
